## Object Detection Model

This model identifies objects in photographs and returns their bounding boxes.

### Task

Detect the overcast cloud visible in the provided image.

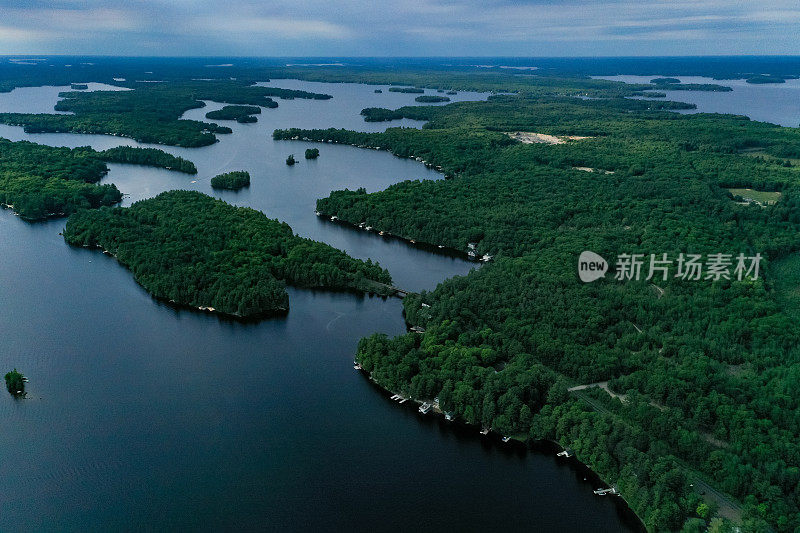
[0,0,798,56]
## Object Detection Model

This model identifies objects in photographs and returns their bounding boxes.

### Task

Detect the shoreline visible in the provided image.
[315,210,492,264]
[355,363,647,532]
[69,241,398,321]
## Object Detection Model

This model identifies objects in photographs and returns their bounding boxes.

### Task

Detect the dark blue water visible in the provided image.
[0,81,641,531]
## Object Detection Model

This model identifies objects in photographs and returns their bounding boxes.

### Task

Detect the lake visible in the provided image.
[594,74,800,127]
[0,80,641,531]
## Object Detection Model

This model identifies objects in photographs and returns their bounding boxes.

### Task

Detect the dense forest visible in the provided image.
[4,369,24,396]
[277,90,800,531]
[4,59,800,531]
[305,148,320,159]
[0,139,121,220]
[747,75,786,85]
[415,95,450,103]
[96,146,197,174]
[63,191,393,317]
[388,87,425,93]
[210,170,250,190]
[205,105,262,123]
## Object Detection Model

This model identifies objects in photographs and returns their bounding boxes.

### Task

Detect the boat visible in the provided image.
[331,215,338,220]
[418,402,432,414]
[445,412,454,421]
[556,449,573,458]
[480,428,489,435]
[502,436,511,443]
[353,363,362,370]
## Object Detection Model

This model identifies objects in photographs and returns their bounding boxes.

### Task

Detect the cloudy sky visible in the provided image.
[0,0,798,56]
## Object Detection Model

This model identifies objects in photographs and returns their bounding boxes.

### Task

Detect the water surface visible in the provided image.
[0,80,640,531]
[594,74,800,127]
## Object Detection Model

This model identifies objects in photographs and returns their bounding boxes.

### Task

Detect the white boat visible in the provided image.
[502,436,511,443]
[480,428,489,435]
[445,412,454,421]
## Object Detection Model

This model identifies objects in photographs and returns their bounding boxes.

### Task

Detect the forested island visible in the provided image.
[0,139,204,220]
[97,146,197,174]
[278,86,800,532]
[388,87,425,93]
[649,82,733,92]
[63,191,393,317]
[305,148,319,159]
[359,107,407,122]
[210,170,250,190]
[4,369,25,396]
[205,105,262,123]
[746,75,786,84]
[650,77,681,85]
[0,139,121,220]
[414,95,450,103]
[0,80,331,147]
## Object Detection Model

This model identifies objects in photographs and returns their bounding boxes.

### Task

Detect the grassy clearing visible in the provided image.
[727,188,782,205]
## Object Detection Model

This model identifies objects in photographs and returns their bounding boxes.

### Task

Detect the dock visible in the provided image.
[593,487,619,496]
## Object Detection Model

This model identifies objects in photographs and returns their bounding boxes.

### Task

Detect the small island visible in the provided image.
[414,95,450,103]
[205,105,262,123]
[388,87,425,94]
[305,148,320,159]
[286,154,296,166]
[98,146,198,174]
[374,89,382,93]
[5,369,25,396]
[210,170,250,190]
[70,83,89,90]
[650,77,680,85]
[746,75,786,84]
